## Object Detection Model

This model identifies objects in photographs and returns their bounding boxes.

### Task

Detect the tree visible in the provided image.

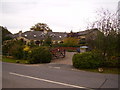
[90,9,118,35]
[30,23,52,32]
[9,43,24,59]
[63,37,79,47]
[0,26,12,43]
[105,30,118,56]
[2,40,14,55]
[3,39,25,56]
[44,36,52,46]
[87,9,119,58]
[116,32,120,56]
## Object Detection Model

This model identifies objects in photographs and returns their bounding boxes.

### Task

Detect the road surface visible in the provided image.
[2,62,119,89]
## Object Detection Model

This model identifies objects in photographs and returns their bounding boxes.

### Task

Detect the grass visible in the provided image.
[2,57,28,64]
[81,68,120,74]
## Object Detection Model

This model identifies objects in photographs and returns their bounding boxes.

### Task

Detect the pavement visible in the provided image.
[2,62,119,89]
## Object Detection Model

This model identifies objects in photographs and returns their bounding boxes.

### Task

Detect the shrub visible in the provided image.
[9,44,24,59]
[72,51,104,69]
[104,56,119,68]
[28,47,52,64]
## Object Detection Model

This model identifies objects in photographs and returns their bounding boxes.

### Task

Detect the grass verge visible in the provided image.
[2,57,28,64]
[81,68,120,74]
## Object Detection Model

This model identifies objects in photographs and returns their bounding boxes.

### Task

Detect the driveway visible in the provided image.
[51,52,76,65]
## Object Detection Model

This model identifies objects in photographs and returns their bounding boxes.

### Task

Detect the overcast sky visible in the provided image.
[0,0,119,34]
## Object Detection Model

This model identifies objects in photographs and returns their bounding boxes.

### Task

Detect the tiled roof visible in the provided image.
[14,31,67,41]
[78,28,98,36]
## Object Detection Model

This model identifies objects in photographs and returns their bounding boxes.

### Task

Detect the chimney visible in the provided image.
[19,30,22,37]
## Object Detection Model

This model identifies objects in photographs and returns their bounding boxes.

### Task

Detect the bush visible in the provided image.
[9,44,24,59]
[104,56,119,68]
[72,51,104,69]
[28,47,52,64]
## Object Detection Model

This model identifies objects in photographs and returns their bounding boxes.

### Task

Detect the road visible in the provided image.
[2,62,119,89]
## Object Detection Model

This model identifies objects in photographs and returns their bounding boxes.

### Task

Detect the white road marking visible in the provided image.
[25,65,40,66]
[48,66,60,69]
[9,72,91,89]
[53,67,60,69]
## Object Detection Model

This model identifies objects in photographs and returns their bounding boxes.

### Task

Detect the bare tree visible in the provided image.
[90,9,118,36]
[86,9,119,57]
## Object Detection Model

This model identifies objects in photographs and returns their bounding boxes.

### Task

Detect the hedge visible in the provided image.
[72,52,104,69]
[28,47,52,64]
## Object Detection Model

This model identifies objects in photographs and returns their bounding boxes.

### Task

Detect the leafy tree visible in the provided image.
[0,26,12,43]
[9,44,24,59]
[63,37,79,47]
[3,40,25,56]
[106,30,117,56]
[2,40,14,55]
[30,23,52,32]
[116,32,120,56]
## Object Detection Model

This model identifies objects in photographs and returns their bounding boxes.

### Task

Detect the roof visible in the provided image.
[78,28,98,36]
[14,31,67,41]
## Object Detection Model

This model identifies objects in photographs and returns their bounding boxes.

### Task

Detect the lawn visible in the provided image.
[2,57,28,64]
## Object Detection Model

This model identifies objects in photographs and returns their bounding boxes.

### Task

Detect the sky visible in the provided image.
[0,0,119,34]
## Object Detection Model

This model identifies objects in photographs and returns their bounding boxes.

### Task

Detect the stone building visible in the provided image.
[13,30,67,45]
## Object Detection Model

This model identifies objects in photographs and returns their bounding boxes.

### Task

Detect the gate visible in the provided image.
[50,48,66,59]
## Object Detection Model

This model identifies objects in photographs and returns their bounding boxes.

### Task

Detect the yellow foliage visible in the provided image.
[23,45,30,51]
[63,37,79,46]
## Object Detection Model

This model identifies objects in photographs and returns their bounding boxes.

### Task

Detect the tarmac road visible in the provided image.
[2,62,119,89]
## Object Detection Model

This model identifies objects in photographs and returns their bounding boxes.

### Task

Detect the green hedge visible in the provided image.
[104,57,119,68]
[10,44,24,59]
[72,52,104,69]
[28,47,52,64]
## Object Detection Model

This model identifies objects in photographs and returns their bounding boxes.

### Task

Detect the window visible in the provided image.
[34,35,36,37]
[25,34,27,37]
[59,36,61,38]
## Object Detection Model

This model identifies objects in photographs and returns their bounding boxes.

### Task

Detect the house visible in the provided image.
[67,30,78,38]
[67,28,99,39]
[5,28,99,46]
[67,28,100,45]
[13,30,67,45]
[77,28,99,40]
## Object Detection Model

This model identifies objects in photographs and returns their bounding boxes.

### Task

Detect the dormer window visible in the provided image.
[25,34,27,37]
[34,35,36,38]
[59,36,61,38]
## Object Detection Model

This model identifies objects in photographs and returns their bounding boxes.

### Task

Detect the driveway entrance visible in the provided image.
[51,52,76,65]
